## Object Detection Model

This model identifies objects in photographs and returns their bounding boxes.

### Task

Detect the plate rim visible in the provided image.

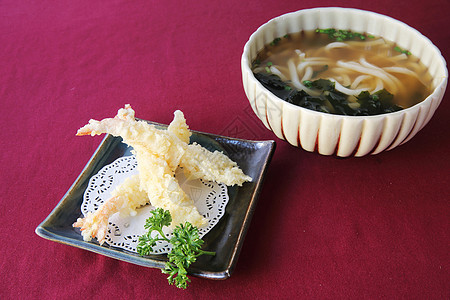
[35,120,276,279]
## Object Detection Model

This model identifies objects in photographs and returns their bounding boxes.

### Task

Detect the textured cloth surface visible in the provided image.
[1,0,449,299]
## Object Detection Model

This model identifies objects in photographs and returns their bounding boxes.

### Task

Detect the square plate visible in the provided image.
[35,119,276,279]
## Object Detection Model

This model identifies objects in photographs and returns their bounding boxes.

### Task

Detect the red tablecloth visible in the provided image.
[1,0,449,298]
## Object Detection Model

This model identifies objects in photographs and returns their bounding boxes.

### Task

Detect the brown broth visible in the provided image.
[253,30,433,109]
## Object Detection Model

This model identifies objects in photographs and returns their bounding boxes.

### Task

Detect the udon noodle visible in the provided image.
[252,30,433,115]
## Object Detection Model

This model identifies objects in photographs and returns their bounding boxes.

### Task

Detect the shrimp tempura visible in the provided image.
[73,174,148,243]
[73,105,251,245]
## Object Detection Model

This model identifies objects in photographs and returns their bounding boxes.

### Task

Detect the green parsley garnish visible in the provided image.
[316,28,373,41]
[137,208,215,289]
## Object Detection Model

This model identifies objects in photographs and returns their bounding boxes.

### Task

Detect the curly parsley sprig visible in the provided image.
[137,208,215,289]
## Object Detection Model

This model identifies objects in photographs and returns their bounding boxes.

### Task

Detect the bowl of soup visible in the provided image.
[241,7,447,156]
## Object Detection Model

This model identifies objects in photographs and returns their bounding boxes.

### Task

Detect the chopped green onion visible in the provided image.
[316,28,373,41]
[394,46,411,55]
[303,80,313,88]
[270,37,282,46]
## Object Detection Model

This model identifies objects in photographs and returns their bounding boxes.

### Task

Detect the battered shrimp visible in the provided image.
[73,105,251,245]
[76,105,187,170]
[167,110,191,144]
[73,175,148,244]
[133,150,206,228]
[181,143,252,186]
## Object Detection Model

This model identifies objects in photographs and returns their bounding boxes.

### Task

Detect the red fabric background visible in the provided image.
[1,0,448,298]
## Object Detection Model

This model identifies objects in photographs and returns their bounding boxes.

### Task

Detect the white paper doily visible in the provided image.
[81,155,229,254]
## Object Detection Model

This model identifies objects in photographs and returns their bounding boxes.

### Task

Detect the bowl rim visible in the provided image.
[241,7,448,120]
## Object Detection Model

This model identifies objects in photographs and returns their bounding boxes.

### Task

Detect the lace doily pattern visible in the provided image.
[81,155,229,254]
[81,155,138,215]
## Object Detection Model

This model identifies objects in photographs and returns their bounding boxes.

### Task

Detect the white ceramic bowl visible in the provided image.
[242,7,448,157]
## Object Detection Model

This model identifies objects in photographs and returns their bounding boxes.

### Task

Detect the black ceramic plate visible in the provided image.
[36,119,275,279]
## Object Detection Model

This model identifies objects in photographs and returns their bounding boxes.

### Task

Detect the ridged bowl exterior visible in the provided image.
[242,7,448,157]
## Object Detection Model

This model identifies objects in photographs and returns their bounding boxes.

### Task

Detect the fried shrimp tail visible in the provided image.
[73,196,123,244]
[73,174,148,244]
[76,104,135,136]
